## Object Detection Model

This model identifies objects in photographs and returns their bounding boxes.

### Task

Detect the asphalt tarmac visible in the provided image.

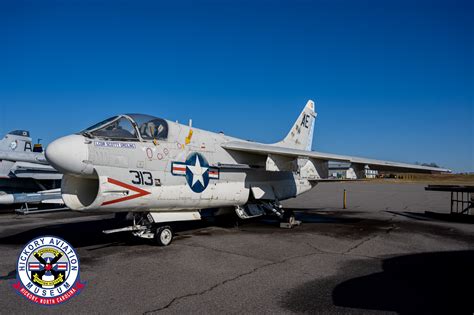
[0,181,473,314]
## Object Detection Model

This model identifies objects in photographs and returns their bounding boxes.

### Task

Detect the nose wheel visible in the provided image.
[155,226,173,246]
[103,214,175,246]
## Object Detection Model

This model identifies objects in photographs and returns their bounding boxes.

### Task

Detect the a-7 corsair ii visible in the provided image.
[45,100,450,246]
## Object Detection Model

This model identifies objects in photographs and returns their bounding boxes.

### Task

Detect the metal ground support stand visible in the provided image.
[425,185,474,215]
[15,203,69,215]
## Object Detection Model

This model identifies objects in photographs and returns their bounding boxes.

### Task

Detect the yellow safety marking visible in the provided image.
[185,129,193,145]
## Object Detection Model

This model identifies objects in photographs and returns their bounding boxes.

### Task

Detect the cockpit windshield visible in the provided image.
[80,114,168,141]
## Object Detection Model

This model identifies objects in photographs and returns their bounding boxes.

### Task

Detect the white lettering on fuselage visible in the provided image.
[94,141,136,149]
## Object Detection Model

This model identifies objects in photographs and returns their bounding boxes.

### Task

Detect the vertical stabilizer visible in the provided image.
[275,100,316,151]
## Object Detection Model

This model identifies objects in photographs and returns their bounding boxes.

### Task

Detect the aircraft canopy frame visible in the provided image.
[80,114,169,142]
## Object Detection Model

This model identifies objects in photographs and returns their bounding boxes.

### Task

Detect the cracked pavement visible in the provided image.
[0,182,473,314]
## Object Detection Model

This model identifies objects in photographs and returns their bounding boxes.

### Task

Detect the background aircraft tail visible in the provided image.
[275,100,316,151]
[0,130,32,151]
[0,130,35,177]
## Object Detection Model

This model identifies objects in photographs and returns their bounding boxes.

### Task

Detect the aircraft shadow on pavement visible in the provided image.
[293,210,362,224]
[283,251,474,314]
[0,218,136,248]
[0,217,236,249]
[423,211,474,224]
[0,210,363,248]
[258,209,362,225]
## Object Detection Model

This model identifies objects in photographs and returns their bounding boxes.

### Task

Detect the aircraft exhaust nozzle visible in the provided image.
[46,135,94,176]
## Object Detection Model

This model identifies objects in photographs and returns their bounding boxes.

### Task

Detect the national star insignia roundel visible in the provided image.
[171,152,219,193]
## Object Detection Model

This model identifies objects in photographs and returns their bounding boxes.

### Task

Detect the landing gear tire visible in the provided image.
[155,226,173,246]
[283,210,296,224]
[280,210,299,229]
[287,214,296,226]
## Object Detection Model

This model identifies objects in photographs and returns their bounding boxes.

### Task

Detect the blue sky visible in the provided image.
[0,0,472,172]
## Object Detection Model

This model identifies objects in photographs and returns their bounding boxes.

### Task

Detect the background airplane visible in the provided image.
[45,100,450,245]
[0,130,63,209]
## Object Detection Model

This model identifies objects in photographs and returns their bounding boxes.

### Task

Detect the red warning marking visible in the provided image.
[102,178,151,206]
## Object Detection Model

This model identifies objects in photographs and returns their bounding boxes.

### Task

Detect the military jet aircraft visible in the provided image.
[45,100,450,246]
[0,130,63,208]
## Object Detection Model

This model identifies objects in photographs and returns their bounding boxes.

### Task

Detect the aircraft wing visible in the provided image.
[221,141,451,174]
[11,162,62,180]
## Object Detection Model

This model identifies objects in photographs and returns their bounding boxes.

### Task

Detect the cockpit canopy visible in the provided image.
[81,114,169,141]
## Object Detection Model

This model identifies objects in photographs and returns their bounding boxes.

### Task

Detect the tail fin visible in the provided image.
[0,130,32,152]
[275,100,316,151]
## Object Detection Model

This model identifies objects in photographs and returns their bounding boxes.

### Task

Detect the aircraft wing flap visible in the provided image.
[221,141,451,173]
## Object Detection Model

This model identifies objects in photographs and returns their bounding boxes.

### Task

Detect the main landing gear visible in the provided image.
[280,209,300,229]
[234,202,301,229]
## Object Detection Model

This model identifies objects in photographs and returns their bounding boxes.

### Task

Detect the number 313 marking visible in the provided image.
[130,170,153,186]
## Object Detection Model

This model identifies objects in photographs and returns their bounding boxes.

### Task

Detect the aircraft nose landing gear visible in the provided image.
[155,226,173,246]
[103,212,175,246]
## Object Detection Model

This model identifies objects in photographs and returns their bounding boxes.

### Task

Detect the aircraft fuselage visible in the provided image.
[50,118,312,212]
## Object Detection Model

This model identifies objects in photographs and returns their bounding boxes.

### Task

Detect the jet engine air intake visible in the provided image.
[61,171,100,210]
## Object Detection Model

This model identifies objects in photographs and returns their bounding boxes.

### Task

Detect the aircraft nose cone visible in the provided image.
[46,135,92,175]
